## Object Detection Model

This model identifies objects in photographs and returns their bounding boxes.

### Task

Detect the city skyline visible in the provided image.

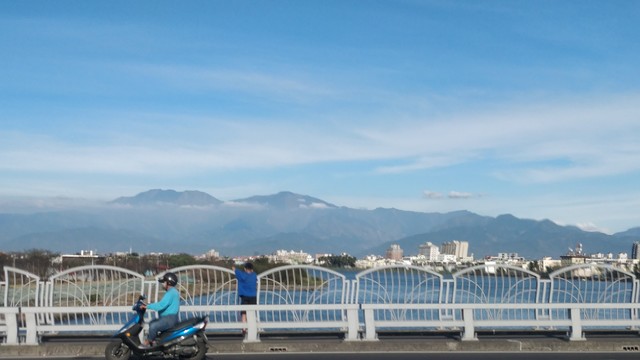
[2,1,640,234]
[12,238,637,263]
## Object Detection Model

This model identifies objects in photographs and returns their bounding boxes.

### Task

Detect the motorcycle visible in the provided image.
[105,295,209,360]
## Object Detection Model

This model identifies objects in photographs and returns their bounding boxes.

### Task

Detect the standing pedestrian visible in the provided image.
[232,262,257,334]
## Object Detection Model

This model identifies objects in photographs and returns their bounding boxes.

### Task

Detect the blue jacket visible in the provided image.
[235,269,257,297]
[147,287,180,316]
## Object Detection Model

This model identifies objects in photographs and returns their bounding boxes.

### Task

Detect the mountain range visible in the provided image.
[1,189,638,259]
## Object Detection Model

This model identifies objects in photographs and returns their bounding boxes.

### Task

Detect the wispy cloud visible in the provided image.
[447,191,478,199]
[423,190,483,200]
[122,63,339,103]
[423,191,444,199]
[2,93,639,185]
[369,93,640,183]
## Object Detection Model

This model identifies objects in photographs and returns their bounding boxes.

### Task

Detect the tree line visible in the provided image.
[0,249,355,279]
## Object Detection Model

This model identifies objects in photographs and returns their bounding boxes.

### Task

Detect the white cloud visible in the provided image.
[423,190,482,200]
[448,191,475,199]
[1,93,639,188]
[221,201,266,210]
[423,191,443,199]
[575,222,610,234]
[300,202,331,209]
[362,93,640,182]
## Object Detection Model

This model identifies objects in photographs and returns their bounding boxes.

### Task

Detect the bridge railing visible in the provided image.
[1,263,639,345]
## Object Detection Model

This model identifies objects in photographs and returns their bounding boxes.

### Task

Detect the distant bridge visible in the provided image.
[1,263,639,344]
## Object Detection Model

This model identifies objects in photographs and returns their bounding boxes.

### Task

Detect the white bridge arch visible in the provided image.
[1,263,639,344]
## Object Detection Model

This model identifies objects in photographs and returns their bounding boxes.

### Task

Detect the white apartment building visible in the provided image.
[418,242,440,261]
[440,240,469,260]
[270,249,314,264]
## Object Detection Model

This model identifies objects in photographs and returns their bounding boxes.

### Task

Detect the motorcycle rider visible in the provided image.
[140,272,181,347]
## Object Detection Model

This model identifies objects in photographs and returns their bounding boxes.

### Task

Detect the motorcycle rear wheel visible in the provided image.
[105,339,131,360]
[181,335,207,360]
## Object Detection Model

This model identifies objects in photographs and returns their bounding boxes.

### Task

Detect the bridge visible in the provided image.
[1,263,640,346]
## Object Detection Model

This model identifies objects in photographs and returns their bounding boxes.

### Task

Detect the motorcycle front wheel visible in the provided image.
[105,339,131,360]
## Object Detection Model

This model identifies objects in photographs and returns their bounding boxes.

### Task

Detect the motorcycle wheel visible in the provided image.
[181,335,208,360]
[105,339,131,360]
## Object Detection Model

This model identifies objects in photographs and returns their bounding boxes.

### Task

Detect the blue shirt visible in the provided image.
[235,269,257,297]
[147,287,180,316]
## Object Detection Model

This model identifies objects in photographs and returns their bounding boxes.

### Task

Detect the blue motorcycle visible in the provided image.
[105,295,208,360]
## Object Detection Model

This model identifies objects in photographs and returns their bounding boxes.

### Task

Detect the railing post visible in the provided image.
[4,309,19,345]
[569,307,586,341]
[244,308,259,343]
[345,306,360,341]
[461,308,478,341]
[24,312,38,345]
[362,308,378,341]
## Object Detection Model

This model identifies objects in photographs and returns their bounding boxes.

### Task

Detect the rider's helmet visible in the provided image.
[158,272,178,286]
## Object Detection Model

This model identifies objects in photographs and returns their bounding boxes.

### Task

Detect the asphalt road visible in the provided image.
[11,352,640,360]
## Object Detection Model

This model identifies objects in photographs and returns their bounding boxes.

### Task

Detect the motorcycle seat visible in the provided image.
[161,316,206,334]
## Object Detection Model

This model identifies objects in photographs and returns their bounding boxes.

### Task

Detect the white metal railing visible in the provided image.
[1,263,640,345]
[3,302,639,344]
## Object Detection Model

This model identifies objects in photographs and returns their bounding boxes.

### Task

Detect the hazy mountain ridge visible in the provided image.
[233,191,337,210]
[615,227,640,238]
[112,189,223,207]
[371,213,622,258]
[0,189,637,258]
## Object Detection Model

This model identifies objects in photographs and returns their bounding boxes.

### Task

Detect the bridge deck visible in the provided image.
[2,333,640,358]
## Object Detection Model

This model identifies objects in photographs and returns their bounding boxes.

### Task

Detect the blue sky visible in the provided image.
[1,1,639,233]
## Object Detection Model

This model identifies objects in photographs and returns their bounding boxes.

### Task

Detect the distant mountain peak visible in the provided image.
[233,191,337,210]
[1,191,635,258]
[111,189,222,207]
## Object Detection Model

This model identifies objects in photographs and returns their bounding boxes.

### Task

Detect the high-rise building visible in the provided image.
[418,242,440,261]
[632,242,640,259]
[385,244,403,260]
[440,240,469,260]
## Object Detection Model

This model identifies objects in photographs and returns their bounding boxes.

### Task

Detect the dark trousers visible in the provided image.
[239,295,257,315]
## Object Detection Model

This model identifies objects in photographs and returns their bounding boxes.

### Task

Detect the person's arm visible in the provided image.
[147,292,171,312]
